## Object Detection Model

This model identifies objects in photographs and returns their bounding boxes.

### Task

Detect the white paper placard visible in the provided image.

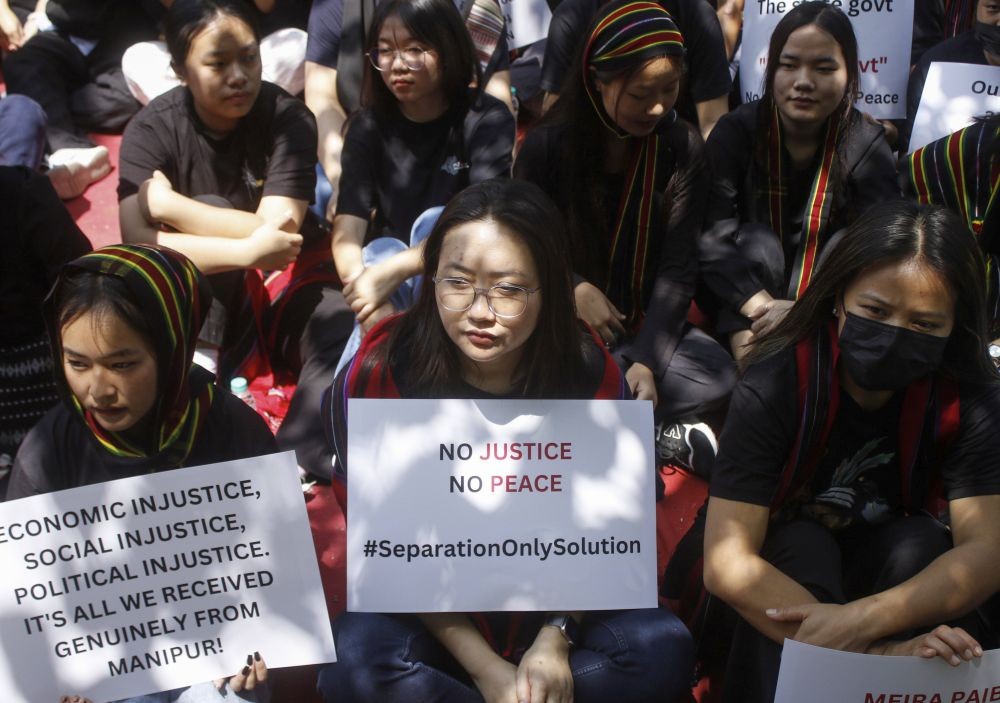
[909,62,1000,152]
[776,640,1000,703]
[740,0,913,119]
[501,0,552,50]
[0,451,336,703]
[346,398,657,613]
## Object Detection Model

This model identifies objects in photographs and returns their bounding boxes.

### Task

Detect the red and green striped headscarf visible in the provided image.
[46,244,215,467]
[582,0,684,328]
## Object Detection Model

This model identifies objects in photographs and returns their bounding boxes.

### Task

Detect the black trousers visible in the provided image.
[3,20,152,150]
[723,515,979,703]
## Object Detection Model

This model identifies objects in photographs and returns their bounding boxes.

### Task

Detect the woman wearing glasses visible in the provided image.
[317,179,695,703]
[330,0,515,355]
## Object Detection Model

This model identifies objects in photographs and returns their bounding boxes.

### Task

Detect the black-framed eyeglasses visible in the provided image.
[368,47,430,72]
[433,277,540,318]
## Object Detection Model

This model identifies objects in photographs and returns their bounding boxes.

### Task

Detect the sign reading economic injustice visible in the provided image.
[0,452,336,702]
[909,62,1000,152]
[775,640,1000,702]
[347,398,657,613]
[740,0,914,119]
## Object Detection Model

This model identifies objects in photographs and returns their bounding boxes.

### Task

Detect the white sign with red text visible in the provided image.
[776,640,1000,703]
[909,62,1000,152]
[346,398,657,612]
[740,0,913,119]
[0,452,335,703]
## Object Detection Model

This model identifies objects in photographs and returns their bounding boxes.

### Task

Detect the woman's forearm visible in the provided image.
[417,613,507,681]
[150,189,265,239]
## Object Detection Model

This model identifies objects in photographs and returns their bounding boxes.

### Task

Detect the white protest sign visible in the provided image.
[347,398,656,613]
[0,451,336,703]
[740,0,913,118]
[776,640,1000,703]
[909,62,1000,152]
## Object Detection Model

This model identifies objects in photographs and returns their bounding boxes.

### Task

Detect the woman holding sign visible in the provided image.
[703,201,1000,703]
[698,1,897,361]
[318,179,695,703]
[514,0,737,474]
[6,244,275,701]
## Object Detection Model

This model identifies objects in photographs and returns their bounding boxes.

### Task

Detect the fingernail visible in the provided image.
[242,666,250,676]
[951,656,960,666]
[247,654,253,666]
[254,651,261,661]
[765,608,778,616]
[965,649,973,659]
[975,646,983,656]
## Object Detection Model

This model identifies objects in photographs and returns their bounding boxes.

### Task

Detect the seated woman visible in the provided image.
[703,201,1000,703]
[330,0,514,371]
[515,0,736,471]
[903,114,1000,345]
[318,179,694,703]
[698,1,897,360]
[117,0,353,478]
[5,244,275,701]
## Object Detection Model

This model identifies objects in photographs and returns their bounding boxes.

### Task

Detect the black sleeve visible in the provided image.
[941,384,1000,500]
[23,170,92,279]
[847,124,901,216]
[465,98,515,184]
[305,0,344,68]
[117,107,174,201]
[911,0,945,67]
[217,392,280,459]
[709,350,798,507]
[540,0,591,94]
[262,95,319,201]
[672,0,732,102]
[698,109,767,310]
[6,407,74,500]
[336,111,380,219]
[629,122,705,375]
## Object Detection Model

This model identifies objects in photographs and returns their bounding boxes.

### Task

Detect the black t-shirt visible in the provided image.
[700,101,898,312]
[710,348,1000,528]
[539,0,731,120]
[337,94,514,241]
[513,115,705,374]
[0,167,92,346]
[902,31,988,152]
[7,389,278,500]
[117,83,318,213]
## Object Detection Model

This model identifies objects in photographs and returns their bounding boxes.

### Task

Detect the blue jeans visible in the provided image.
[317,608,694,703]
[0,95,47,169]
[333,206,443,376]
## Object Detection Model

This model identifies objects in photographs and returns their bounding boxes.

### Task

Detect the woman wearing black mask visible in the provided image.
[700,200,1000,703]
[901,0,1000,151]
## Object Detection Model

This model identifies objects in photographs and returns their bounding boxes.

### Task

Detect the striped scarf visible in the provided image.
[764,104,842,299]
[46,245,215,467]
[464,0,505,73]
[582,0,684,329]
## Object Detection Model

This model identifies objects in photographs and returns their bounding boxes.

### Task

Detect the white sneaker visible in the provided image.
[46,145,112,199]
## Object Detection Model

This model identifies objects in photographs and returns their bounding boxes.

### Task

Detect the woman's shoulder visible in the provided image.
[463,92,516,131]
[7,403,88,499]
[707,101,760,150]
[192,384,278,464]
[123,86,189,140]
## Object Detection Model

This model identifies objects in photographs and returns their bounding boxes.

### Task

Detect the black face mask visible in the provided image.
[838,312,948,391]
[975,21,1000,57]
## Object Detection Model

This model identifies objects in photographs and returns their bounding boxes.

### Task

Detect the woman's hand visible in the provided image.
[516,627,574,703]
[360,301,396,335]
[244,211,303,270]
[344,261,401,324]
[58,697,92,703]
[748,299,794,338]
[871,626,983,666]
[138,170,176,224]
[574,281,626,346]
[214,651,268,694]
[767,602,877,653]
[626,362,658,405]
[471,655,520,703]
